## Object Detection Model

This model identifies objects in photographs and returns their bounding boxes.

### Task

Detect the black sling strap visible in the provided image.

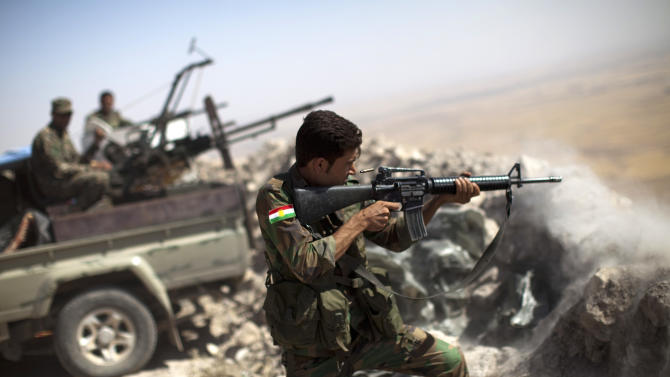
[350,188,513,300]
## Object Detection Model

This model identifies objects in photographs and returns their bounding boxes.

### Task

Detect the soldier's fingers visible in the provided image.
[466,180,476,196]
[464,178,478,196]
[454,177,464,193]
[457,178,468,195]
[460,178,470,195]
[366,202,393,217]
[472,182,481,196]
[460,171,472,178]
[370,202,386,213]
[380,201,402,211]
[457,178,474,202]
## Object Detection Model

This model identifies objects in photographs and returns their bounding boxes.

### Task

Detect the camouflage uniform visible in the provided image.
[85,109,133,130]
[82,109,133,160]
[31,123,109,211]
[256,165,468,377]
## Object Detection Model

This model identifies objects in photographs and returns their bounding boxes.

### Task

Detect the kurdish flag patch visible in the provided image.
[269,205,296,224]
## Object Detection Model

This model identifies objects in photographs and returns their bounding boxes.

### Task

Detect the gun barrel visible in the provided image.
[227,96,334,137]
[429,174,562,194]
[514,176,563,185]
[430,175,509,194]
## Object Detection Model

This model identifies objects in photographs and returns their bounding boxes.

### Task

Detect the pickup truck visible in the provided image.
[0,150,252,377]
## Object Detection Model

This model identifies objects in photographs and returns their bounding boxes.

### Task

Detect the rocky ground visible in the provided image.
[160,137,668,377]
[5,137,668,377]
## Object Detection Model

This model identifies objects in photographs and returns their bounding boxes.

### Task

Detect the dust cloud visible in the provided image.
[517,154,670,275]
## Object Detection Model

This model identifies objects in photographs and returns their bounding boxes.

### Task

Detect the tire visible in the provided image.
[54,288,157,377]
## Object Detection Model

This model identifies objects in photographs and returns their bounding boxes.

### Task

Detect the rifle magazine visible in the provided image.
[405,205,427,241]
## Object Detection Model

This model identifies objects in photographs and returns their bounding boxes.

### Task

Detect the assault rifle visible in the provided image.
[294,163,562,241]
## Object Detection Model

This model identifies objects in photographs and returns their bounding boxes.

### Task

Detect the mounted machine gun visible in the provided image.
[102,58,333,201]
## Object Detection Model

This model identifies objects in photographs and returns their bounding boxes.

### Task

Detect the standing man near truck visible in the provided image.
[256,110,478,376]
[31,97,112,212]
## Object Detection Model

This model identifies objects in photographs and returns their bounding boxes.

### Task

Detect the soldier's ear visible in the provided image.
[313,157,330,174]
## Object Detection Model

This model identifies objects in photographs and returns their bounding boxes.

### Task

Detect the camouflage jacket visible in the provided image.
[31,124,89,187]
[255,164,413,286]
[86,109,132,129]
[257,165,414,355]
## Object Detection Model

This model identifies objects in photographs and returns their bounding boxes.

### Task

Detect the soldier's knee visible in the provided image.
[92,171,110,187]
[97,172,110,191]
[434,338,468,377]
[80,171,110,192]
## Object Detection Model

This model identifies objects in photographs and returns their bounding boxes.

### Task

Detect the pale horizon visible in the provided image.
[1,1,669,156]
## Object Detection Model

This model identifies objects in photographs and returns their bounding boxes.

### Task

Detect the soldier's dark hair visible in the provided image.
[99,90,114,102]
[295,110,362,167]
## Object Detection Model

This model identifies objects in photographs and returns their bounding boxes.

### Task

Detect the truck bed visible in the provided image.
[50,185,244,242]
[0,185,251,325]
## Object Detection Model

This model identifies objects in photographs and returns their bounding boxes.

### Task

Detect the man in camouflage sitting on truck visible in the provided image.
[31,97,112,212]
[82,90,134,160]
[256,110,479,376]
[86,90,133,130]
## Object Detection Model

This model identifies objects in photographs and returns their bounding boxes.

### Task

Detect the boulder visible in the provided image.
[639,280,670,327]
[579,266,642,342]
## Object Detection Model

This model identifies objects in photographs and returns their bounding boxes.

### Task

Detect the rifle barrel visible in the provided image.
[514,177,563,184]
[430,175,506,193]
[429,174,562,194]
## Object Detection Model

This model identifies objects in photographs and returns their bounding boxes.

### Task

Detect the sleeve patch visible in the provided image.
[269,205,296,224]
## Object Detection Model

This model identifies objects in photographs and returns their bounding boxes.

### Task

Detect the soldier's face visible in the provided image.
[320,148,359,186]
[101,95,114,113]
[52,113,72,130]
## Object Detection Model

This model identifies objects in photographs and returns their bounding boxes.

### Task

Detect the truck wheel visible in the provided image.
[54,288,157,377]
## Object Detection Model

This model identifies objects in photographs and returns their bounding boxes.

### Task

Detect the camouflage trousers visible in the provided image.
[38,171,110,211]
[284,325,468,377]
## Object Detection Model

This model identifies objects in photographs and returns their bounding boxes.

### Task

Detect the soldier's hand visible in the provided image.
[357,201,401,232]
[90,160,113,171]
[438,171,480,204]
[94,127,106,145]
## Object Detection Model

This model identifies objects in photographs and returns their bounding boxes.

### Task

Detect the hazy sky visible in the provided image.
[1,0,669,155]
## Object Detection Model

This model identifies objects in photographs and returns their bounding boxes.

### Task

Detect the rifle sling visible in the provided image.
[353,189,513,300]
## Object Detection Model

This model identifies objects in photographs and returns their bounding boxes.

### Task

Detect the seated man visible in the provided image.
[31,97,111,212]
[86,90,133,130]
[82,90,133,161]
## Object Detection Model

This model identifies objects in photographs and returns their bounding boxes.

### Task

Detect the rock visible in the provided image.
[469,267,503,310]
[516,264,670,377]
[470,280,502,307]
[235,322,263,347]
[579,266,641,342]
[417,239,475,279]
[206,343,219,356]
[464,345,522,377]
[425,207,490,258]
[639,280,670,327]
[234,348,250,362]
